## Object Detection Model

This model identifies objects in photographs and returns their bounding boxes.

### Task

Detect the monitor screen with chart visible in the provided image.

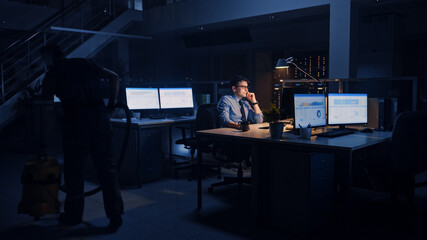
[327,93,368,125]
[294,94,327,129]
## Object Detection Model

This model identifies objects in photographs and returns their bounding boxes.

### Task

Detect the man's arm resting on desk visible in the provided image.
[228,122,241,130]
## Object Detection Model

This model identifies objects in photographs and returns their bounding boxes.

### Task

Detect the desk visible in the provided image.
[111,116,195,127]
[196,123,391,236]
[111,116,195,187]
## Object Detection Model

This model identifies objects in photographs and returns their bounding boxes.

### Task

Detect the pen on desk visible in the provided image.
[299,124,302,128]
[307,123,311,128]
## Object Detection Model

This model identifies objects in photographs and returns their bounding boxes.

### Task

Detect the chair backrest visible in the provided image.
[390,110,427,175]
[194,103,229,158]
[195,104,219,131]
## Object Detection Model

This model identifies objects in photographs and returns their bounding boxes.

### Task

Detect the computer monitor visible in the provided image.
[125,88,160,110]
[159,88,194,109]
[327,93,368,126]
[294,94,326,129]
[281,82,325,119]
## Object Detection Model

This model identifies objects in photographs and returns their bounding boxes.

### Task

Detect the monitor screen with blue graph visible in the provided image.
[327,93,368,125]
[294,94,327,129]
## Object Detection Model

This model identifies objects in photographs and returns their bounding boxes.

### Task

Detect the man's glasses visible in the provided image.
[236,86,249,89]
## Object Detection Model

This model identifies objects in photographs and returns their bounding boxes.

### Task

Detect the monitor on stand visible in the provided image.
[327,93,368,129]
[294,94,327,133]
[159,88,194,117]
[281,82,324,119]
[125,88,160,117]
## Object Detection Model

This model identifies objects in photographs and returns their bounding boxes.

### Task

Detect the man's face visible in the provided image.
[232,80,249,99]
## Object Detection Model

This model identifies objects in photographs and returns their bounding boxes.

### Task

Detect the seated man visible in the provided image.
[217,75,263,129]
[216,75,263,167]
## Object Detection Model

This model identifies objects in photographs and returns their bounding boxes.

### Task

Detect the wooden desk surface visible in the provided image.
[196,123,392,151]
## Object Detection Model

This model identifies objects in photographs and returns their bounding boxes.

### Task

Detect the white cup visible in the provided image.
[133,112,141,119]
[300,128,312,139]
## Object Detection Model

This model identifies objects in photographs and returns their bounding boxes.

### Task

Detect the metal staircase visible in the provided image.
[0,0,137,130]
[0,0,128,105]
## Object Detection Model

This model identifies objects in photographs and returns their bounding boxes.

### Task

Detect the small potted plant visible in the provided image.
[262,104,284,139]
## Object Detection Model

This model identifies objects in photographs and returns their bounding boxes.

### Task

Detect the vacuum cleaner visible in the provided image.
[18,101,131,220]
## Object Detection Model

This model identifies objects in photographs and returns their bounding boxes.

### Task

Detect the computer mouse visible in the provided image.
[360,128,373,133]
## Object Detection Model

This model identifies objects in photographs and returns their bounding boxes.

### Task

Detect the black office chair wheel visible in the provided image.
[208,186,213,193]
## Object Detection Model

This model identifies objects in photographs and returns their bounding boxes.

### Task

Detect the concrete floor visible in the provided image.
[1,152,427,240]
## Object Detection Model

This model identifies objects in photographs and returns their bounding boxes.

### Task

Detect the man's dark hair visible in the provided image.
[40,43,64,62]
[230,74,249,87]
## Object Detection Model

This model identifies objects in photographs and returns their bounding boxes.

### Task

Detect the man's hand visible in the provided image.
[246,92,261,115]
[228,122,241,130]
[246,92,257,103]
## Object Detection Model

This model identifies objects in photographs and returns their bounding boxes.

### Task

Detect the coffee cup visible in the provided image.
[240,122,250,132]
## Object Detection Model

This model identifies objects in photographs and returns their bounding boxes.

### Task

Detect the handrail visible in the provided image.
[0,0,128,105]
[1,0,85,55]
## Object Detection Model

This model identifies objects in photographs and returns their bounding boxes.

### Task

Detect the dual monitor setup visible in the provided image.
[125,87,194,118]
[294,93,368,135]
[126,87,368,135]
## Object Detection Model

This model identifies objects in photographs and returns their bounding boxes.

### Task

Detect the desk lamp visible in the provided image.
[275,57,326,94]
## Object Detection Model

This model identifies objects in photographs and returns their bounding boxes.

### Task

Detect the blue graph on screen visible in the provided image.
[294,94,326,128]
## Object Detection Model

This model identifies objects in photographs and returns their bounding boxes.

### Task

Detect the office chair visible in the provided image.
[360,110,427,205]
[200,107,251,195]
[208,143,251,195]
[174,104,222,179]
[356,110,427,229]
[389,110,427,203]
[176,104,251,194]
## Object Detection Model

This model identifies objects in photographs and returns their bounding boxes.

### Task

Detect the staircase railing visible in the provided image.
[0,0,127,105]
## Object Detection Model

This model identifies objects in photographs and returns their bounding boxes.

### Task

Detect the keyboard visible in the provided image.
[292,129,322,136]
[148,115,166,119]
[317,129,355,138]
[171,116,185,120]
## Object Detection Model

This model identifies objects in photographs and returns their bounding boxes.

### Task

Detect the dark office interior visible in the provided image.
[1,0,427,239]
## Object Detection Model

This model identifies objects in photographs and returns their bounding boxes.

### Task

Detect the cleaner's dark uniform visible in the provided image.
[41,56,123,230]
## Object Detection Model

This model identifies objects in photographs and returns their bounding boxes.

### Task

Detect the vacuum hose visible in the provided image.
[59,102,132,197]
